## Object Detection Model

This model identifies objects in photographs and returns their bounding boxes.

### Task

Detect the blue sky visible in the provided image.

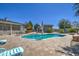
[0,3,75,28]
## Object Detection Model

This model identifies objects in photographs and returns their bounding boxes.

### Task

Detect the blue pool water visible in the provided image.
[22,34,65,40]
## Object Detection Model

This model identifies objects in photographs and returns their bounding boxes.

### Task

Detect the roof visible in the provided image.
[0,18,24,25]
[43,24,53,27]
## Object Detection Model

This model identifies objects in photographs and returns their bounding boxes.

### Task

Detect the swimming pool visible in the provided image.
[22,34,65,40]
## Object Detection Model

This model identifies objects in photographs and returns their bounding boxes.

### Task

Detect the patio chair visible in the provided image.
[72,35,79,42]
[0,39,7,45]
[0,47,24,56]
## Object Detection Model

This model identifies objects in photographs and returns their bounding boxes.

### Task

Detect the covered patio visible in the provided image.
[0,19,25,35]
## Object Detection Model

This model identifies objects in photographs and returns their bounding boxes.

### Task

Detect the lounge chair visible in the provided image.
[0,47,24,56]
[0,48,6,53]
[0,40,7,45]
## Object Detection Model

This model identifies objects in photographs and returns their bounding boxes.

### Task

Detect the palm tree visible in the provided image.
[74,3,79,16]
[73,3,79,33]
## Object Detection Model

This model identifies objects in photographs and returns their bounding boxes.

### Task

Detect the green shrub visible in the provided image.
[67,28,76,33]
[47,28,53,33]
[59,29,64,33]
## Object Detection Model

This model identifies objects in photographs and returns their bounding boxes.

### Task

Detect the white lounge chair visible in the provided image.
[0,40,7,45]
[0,47,24,56]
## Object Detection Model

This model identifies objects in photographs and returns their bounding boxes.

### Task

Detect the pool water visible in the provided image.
[22,34,65,40]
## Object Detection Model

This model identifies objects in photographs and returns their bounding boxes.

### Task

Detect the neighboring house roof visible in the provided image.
[43,24,53,27]
[0,18,24,25]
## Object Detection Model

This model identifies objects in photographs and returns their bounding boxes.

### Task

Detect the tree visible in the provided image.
[73,3,79,33]
[58,19,71,29]
[25,21,33,33]
[34,24,40,32]
[29,21,33,28]
[74,3,79,16]
[72,21,79,33]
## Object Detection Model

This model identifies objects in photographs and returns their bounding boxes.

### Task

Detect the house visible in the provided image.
[0,18,25,35]
[33,24,53,33]
[43,25,53,33]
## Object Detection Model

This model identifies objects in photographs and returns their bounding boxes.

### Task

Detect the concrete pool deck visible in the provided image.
[0,34,73,56]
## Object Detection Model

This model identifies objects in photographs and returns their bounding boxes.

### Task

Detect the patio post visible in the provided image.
[10,24,12,35]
